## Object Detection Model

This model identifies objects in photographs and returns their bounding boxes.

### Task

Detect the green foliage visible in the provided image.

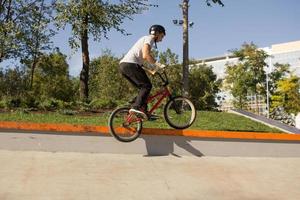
[89,99,117,110]
[158,48,179,65]
[1,0,26,61]
[0,49,78,111]
[153,49,221,110]
[151,48,182,93]
[89,50,133,104]
[54,0,151,50]
[0,0,54,63]
[22,91,40,108]
[189,64,221,110]
[271,75,300,114]
[0,66,28,97]
[19,0,54,62]
[0,99,5,109]
[54,0,152,101]
[268,63,292,111]
[33,49,77,102]
[5,97,22,109]
[224,63,249,108]
[224,43,268,110]
[0,91,38,110]
[167,64,182,94]
[39,98,65,111]
[268,63,290,95]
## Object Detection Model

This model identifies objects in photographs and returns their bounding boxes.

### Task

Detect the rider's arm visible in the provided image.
[142,44,166,70]
[142,43,156,64]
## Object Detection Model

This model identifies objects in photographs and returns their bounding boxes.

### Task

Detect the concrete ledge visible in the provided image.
[1,121,300,141]
[1,121,300,157]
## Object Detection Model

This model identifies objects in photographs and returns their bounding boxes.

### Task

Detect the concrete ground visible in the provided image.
[1,149,300,200]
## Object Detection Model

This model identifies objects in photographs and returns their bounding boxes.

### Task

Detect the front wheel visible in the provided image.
[164,96,196,129]
[108,107,143,142]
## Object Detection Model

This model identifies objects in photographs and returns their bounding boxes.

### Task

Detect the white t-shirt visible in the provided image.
[120,35,155,66]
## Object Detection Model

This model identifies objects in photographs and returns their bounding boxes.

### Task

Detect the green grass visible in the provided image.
[0,110,283,133]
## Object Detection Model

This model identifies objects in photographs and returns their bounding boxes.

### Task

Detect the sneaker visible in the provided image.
[129,108,148,119]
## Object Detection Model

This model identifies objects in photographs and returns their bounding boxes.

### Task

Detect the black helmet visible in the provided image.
[149,25,166,36]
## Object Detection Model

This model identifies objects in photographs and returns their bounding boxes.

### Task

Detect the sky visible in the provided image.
[2,0,300,77]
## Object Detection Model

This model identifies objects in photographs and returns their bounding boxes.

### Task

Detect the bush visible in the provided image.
[89,99,117,110]
[0,97,22,109]
[76,101,91,112]
[39,98,65,111]
[0,99,5,109]
[22,92,40,108]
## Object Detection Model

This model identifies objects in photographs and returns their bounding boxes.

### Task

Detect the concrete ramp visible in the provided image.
[230,109,300,134]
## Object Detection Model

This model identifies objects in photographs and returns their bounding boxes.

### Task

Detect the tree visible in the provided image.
[224,63,250,109]
[0,66,27,98]
[155,49,221,110]
[89,50,131,103]
[158,48,179,66]
[19,0,55,89]
[268,63,290,95]
[33,49,76,102]
[224,43,268,112]
[151,48,182,94]
[0,0,54,65]
[54,0,151,102]
[1,0,30,62]
[271,75,300,114]
[189,64,221,110]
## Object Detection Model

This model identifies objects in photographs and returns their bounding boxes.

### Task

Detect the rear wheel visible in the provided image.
[108,107,143,142]
[164,96,196,129]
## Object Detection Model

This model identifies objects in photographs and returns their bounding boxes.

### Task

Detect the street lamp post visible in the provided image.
[266,57,271,118]
[173,0,194,97]
[182,0,189,97]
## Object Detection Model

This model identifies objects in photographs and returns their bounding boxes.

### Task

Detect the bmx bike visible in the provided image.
[108,69,196,142]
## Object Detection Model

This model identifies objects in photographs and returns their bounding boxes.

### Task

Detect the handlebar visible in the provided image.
[142,64,169,86]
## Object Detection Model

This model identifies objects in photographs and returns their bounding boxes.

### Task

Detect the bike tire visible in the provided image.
[164,96,196,129]
[108,107,143,142]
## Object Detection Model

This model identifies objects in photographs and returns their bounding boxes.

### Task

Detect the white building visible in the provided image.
[193,40,300,115]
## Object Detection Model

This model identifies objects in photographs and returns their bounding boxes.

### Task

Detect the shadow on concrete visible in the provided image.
[141,135,204,157]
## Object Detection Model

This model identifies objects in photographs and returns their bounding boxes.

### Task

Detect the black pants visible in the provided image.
[119,62,152,110]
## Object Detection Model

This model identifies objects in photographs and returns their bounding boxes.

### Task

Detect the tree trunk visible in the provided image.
[79,14,90,102]
[30,0,44,90]
[0,0,13,63]
[0,53,3,63]
[30,58,37,89]
[182,0,189,97]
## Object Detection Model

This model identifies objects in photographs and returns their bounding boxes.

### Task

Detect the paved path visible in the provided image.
[1,149,300,200]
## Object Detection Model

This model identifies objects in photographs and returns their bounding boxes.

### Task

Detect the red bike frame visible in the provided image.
[125,86,171,123]
[146,87,171,114]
